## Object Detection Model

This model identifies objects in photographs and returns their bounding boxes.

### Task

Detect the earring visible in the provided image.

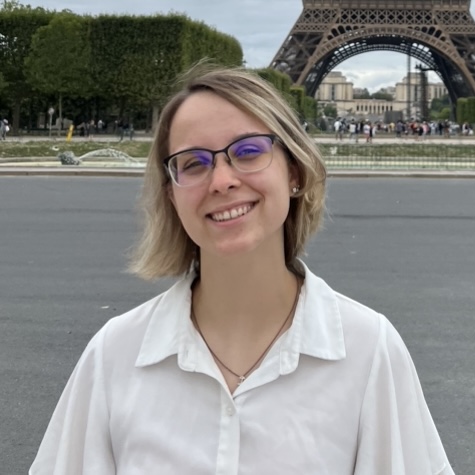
[292,186,300,194]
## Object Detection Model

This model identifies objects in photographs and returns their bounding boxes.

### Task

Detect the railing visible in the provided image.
[318,143,475,170]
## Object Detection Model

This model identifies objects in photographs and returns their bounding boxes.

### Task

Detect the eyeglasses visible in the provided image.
[164,133,278,187]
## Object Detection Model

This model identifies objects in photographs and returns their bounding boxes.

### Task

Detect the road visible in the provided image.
[1,176,474,474]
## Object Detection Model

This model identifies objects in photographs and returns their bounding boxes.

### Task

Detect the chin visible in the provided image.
[205,238,263,260]
[197,227,284,262]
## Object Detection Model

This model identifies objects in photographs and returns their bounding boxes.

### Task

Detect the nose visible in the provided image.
[208,152,241,193]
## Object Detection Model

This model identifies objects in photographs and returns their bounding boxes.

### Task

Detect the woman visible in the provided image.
[30,66,455,474]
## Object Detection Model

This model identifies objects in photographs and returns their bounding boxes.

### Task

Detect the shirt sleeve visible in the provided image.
[354,316,455,475]
[29,321,116,475]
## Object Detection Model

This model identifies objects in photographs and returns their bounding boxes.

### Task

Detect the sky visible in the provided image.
[23,0,475,92]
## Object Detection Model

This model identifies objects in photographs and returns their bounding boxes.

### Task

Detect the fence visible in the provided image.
[318,143,475,170]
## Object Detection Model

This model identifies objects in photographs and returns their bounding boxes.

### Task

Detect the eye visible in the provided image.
[231,138,268,160]
[178,151,212,172]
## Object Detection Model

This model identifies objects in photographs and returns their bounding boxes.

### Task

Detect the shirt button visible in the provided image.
[227,406,235,416]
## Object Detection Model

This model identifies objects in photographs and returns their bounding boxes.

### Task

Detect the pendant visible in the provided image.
[238,375,246,385]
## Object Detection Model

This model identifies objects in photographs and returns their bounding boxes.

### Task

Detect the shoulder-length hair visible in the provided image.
[129,65,326,279]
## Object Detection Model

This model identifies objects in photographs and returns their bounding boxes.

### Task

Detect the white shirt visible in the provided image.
[30,264,454,475]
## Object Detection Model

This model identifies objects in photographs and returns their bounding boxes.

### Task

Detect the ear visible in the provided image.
[288,160,300,191]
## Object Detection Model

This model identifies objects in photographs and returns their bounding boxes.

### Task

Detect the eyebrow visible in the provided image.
[176,132,266,152]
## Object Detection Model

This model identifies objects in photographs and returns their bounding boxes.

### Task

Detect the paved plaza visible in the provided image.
[0,176,474,474]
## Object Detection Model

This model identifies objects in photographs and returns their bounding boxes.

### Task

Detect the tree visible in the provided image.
[323,103,337,118]
[1,9,243,131]
[371,91,393,101]
[89,14,242,130]
[255,68,292,95]
[0,72,7,93]
[438,107,451,121]
[0,5,53,131]
[457,98,468,124]
[24,13,92,127]
[0,0,22,12]
[354,88,371,99]
[430,95,450,115]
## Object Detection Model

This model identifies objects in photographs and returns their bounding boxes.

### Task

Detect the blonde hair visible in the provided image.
[129,65,326,279]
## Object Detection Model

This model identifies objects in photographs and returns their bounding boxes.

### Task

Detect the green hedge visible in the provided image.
[255,69,318,124]
[457,96,475,124]
[0,8,243,131]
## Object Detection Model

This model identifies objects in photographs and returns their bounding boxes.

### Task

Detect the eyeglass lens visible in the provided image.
[169,135,274,186]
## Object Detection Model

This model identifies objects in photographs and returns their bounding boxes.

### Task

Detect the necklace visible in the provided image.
[191,277,302,385]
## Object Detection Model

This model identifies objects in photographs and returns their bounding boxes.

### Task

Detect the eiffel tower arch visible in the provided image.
[271,0,475,109]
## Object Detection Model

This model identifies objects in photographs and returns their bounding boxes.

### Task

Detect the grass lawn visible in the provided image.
[0,139,152,159]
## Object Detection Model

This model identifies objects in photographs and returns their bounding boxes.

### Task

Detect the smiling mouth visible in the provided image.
[209,203,256,222]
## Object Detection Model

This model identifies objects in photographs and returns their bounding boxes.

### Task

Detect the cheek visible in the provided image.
[170,188,202,228]
[249,172,291,216]
[267,162,292,198]
[171,193,189,221]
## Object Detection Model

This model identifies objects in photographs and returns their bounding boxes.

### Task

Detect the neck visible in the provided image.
[192,250,300,334]
[191,249,303,393]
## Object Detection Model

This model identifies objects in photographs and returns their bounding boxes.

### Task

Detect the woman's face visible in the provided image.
[167,91,298,261]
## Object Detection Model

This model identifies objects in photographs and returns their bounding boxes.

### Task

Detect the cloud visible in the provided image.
[339,53,410,91]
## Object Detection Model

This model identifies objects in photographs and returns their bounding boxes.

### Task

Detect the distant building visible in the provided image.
[316,71,448,121]
[316,72,394,121]
[316,71,354,103]
[394,75,447,118]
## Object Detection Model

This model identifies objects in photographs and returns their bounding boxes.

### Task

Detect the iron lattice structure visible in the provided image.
[271,0,475,104]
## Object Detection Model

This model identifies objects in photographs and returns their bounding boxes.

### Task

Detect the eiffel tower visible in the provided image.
[271,0,475,105]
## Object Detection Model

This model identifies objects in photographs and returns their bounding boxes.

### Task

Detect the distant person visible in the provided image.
[371,122,377,141]
[438,121,444,136]
[396,120,403,138]
[122,120,130,141]
[334,117,343,140]
[363,121,372,142]
[0,119,8,140]
[443,120,450,138]
[117,118,126,141]
[348,119,357,141]
[85,119,95,139]
[416,122,424,140]
[30,65,455,475]
[462,122,469,136]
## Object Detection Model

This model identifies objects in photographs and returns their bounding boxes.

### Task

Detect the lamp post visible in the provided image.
[48,107,54,138]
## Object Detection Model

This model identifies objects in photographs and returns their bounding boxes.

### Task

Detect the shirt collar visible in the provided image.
[278,261,346,376]
[135,263,346,370]
[135,273,196,368]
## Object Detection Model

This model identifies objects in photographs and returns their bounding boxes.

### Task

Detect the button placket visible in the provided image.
[215,389,240,475]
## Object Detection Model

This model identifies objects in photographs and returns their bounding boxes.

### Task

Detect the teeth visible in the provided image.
[211,204,253,222]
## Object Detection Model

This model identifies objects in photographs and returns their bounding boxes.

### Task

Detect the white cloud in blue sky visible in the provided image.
[24,0,475,92]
